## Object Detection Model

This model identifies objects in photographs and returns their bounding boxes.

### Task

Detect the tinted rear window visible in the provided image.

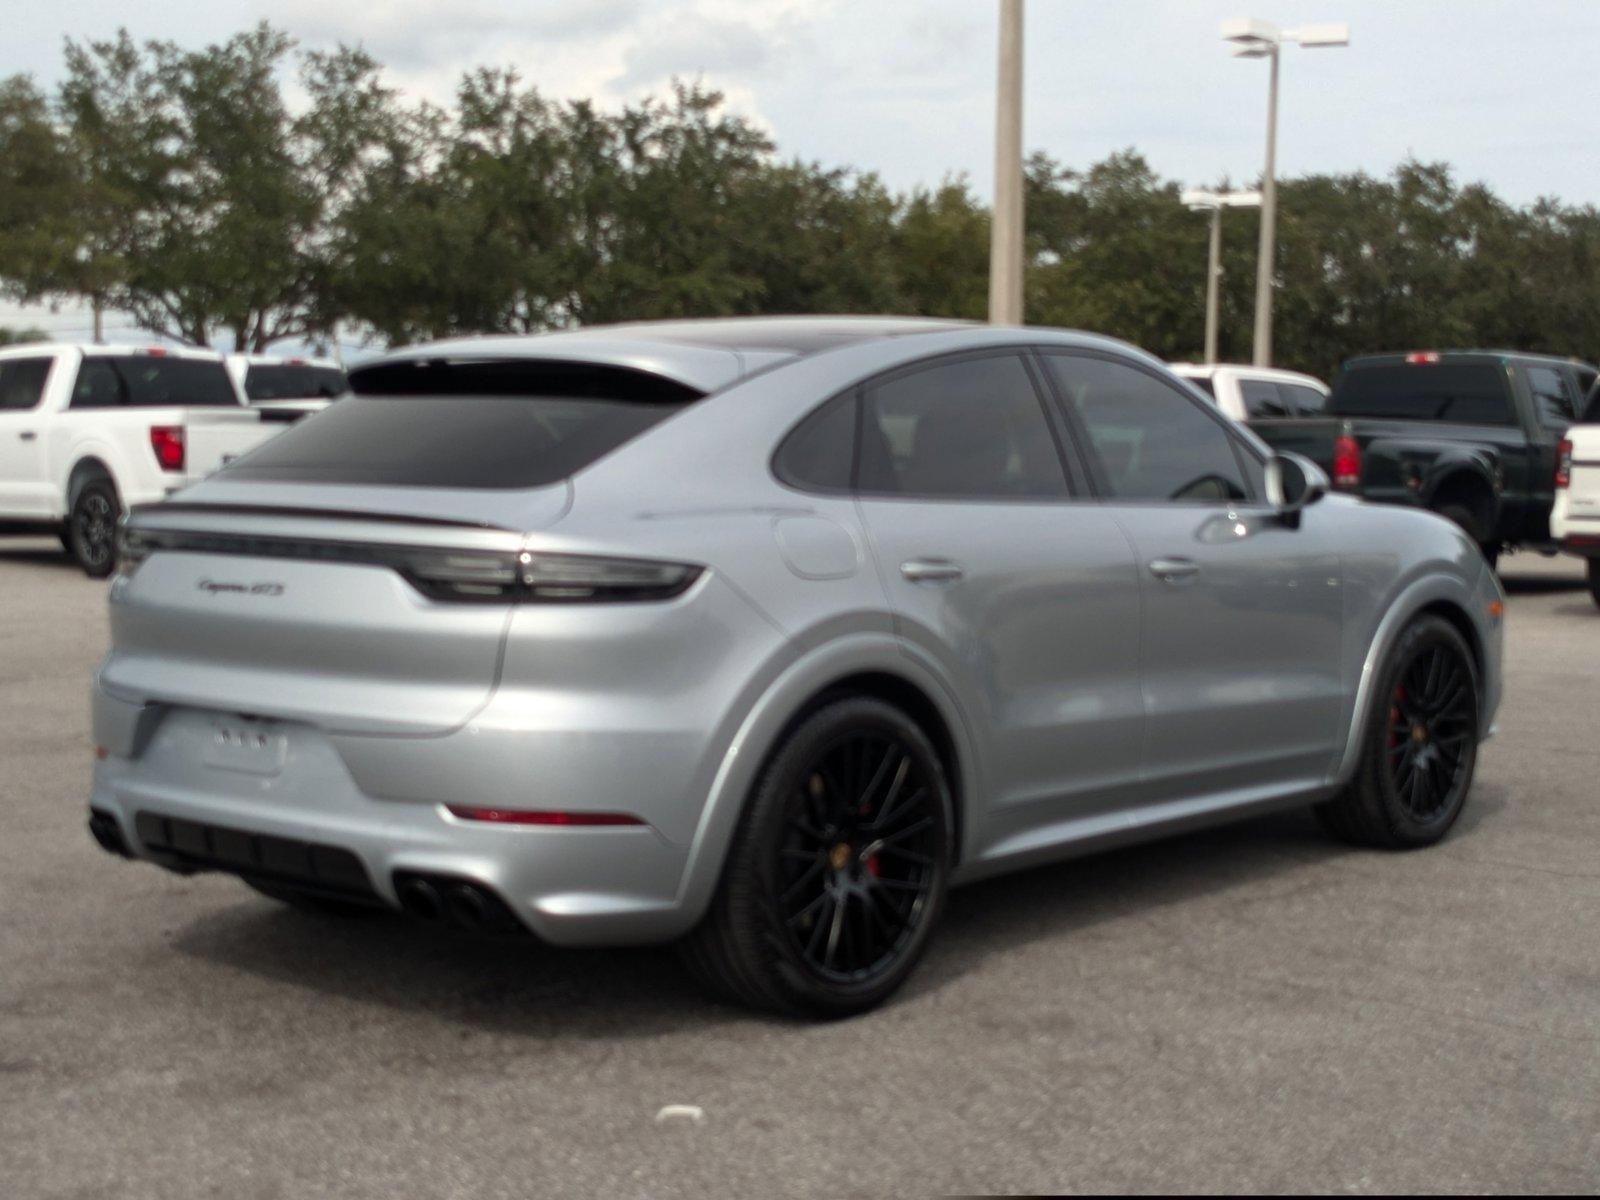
[70,355,238,408]
[243,364,349,401]
[224,360,700,489]
[1331,364,1512,425]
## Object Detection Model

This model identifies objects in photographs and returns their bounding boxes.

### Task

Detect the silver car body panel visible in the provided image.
[90,319,1504,944]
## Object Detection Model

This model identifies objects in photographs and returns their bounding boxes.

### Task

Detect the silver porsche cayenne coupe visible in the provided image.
[89,317,1505,1016]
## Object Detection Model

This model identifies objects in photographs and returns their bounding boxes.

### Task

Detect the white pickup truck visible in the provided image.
[0,344,273,575]
[226,352,349,424]
[1551,381,1600,606]
[1168,362,1331,423]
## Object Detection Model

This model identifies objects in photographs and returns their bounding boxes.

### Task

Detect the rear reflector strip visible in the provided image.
[445,805,644,827]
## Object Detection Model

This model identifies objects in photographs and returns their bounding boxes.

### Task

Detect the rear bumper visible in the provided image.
[88,694,703,946]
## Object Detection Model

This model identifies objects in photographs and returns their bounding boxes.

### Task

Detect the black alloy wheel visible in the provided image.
[776,729,941,984]
[1316,614,1480,848]
[680,696,952,1017]
[69,479,120,578]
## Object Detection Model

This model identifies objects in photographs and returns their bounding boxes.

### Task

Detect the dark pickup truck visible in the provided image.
[1252,350,1599,563]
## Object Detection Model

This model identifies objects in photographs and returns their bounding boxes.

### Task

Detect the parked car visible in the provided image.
[1251,350,1600,565]
[1169,362,1330,423]
[88,318,1504,1016]
[226,353,349,423]
[1550,376,1600,603]
[0,344,273,575]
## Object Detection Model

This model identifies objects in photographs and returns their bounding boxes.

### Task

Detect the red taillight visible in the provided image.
[1332,433,1361,490]
[445,805,644,827]
[149,425,185,472]
[1405,351,1440,365]
[1556,438,1573,489]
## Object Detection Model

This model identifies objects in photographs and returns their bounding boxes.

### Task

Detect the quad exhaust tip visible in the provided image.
[393,871,523,935]
[88,810,132,859]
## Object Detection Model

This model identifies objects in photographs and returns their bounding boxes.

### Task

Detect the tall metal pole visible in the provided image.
[988,0,1024,325]
[1204,206,1223,364]
[1251,46,1280,366]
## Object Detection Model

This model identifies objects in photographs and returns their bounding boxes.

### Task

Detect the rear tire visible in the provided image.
[1587,560,1600,610]
[67,477,120,578]
[679,696,953,1018]
[244,879,375,918]
[1316,615,1480,849]
[1434,502,1498,569]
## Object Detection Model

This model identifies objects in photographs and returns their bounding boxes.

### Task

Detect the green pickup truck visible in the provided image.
[1250,350,1598,565]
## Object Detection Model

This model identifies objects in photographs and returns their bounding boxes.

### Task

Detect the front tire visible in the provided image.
[1316,615,1480,849]
[68,477,120,578]
[679,696,953,1017]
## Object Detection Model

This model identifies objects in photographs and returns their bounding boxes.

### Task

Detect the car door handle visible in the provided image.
[17,431,36,441]
[900,559,965,584]
[1148,557,1200,582]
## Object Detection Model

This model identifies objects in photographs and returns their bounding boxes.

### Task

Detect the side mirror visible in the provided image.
[1264,451,1328,526]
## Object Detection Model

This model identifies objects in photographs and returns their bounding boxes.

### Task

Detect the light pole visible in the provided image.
[1180,188,1261,364]
[989,0,1024,325]
[1222,18,1349,366]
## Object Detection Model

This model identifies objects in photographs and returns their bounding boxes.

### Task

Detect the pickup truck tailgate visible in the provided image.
[183,408,274,479]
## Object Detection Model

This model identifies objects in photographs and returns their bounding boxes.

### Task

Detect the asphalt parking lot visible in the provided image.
[2,537,1598,1197]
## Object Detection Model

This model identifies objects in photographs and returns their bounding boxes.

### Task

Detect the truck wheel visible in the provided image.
[67,478,120,578]
[1587,560,1600,610]
[1434,503,1498,569]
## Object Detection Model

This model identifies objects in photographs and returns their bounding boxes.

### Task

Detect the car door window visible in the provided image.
[0,358,51,411]
[1282,383,1328,417]
[773,393,855,492]
[1042,353,1256,503]
[70,359,128,409]
[859,354,1069,499]
[1239,379,1292,418]
[1527,366,1576,431]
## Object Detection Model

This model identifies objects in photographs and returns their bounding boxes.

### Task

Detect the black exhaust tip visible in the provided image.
[88,810,131,858]
[395,876,444,922]
[393,871,523,935]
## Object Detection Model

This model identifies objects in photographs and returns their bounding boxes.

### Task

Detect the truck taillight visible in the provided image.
[1332,434,1361,490]
[149,425,185,472]
[1556,438,1573,489]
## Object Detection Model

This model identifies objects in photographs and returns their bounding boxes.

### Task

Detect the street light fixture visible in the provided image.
[1180,188,1262,365]
[1222,17,1350,367]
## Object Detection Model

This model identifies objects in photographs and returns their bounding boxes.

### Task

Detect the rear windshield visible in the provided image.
[1331,363,1513,425]
[71,355,238,408]
[222,360,700,489]
[243,363,349,402]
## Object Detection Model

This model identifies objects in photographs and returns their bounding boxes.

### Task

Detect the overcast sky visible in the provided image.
[6,0,1598,339]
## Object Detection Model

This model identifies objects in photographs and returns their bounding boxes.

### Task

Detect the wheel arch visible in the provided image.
[1423,462,1498,535]
[672,635,980,933]
[1334,575,1489,785]
[65,455,120,511]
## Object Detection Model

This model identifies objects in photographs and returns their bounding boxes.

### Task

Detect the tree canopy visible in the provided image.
[2,23,1597,376]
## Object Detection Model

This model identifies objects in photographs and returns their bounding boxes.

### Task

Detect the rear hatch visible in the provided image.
[103,358,702,736]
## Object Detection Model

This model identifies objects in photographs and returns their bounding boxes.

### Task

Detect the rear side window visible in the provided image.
[1331,364,1513,425]
[1526,366,1576,430]
[0,357,51,411]
[1185,376,1217,399]
[70,356,238,409]
[858,354,1068,499]
[225,359,700,489]
[244,363,349,401]
[774,393,855,492]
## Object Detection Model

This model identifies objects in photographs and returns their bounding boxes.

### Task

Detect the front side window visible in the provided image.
[1526,366,1576,430]
[858,354,1068,499]
[0,358,51,411]
[1043,353,1255,503]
